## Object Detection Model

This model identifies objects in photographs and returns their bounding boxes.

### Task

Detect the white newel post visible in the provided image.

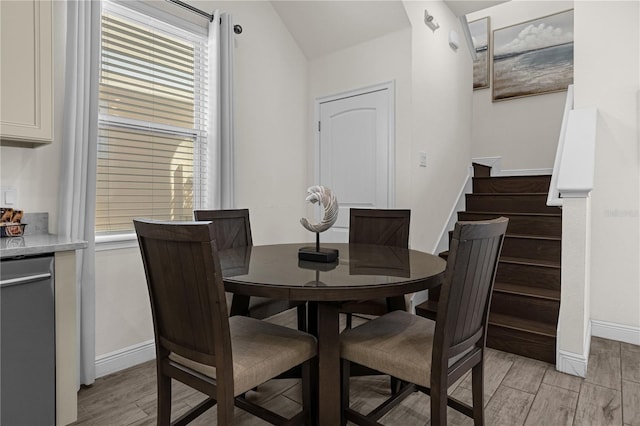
[556,196,591,377]
[554,107,597,377]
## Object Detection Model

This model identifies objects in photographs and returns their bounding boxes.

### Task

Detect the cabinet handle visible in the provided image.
[0,273,52,288]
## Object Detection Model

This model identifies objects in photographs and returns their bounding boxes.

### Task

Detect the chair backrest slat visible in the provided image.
[134,219,232,367]
[434,218,508,369]
[194,209,253,249]
[349,208,410,248]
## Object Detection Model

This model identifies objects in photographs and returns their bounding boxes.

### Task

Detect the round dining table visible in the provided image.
[218,242,446,426]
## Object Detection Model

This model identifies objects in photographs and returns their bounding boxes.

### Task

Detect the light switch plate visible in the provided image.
[1,186,18,206]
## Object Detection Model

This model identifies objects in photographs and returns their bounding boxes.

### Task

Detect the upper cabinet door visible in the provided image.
[0,0,53,146]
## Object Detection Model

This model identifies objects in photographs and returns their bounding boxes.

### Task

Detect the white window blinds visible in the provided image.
[97,1,208,233]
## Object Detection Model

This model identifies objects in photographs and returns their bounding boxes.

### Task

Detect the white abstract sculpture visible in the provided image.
[300,185,339,233]
[299,185,339,263]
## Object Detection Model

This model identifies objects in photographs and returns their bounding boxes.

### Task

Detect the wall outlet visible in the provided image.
[419,152,427,167]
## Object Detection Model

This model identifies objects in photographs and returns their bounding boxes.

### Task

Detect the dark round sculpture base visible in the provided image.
[298,247,339,263]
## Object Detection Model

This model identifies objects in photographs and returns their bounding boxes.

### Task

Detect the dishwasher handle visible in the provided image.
[0,273,52,288]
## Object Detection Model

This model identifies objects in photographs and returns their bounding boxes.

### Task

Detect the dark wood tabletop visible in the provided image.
[219,242,446,425]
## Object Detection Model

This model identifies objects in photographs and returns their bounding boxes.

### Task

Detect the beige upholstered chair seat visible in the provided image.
[341,310,471,389]
[341,310,435,388]
[170,315,317,396]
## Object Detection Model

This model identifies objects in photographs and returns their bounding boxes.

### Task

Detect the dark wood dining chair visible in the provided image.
[340,208,411,328]
[340,217,508,426]
[134,219,317,425]
[194,209,307,330]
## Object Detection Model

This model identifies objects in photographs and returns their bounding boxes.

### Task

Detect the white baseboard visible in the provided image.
[556,321,591,378]
[498,168,554,176]
[433,167,472,254]
[592,320,640,346]
[410,169,472,316]
[557,349,588,377]
[472,156,552,177]
[95,339,156,378]
[556,320,640,377]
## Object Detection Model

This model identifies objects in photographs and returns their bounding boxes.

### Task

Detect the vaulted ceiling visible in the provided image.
[270,0,509,60]
[270,1,410,60]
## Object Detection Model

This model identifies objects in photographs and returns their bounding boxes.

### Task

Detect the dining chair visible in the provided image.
[340,217,508,426]
[341,208,411,328]
[134,219,317,425]
[194,209,307,330]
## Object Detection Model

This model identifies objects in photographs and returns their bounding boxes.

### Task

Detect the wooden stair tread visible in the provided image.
[493,282,560,301]
[488,312,557,337]
[456,232,561,242]
[439,251,560,269]
[500,256,560,268]
[449,231,561,241]
[471,192,550,196]
[472,163,492,177]
[473,175,551,179]
[461,211,562,218]
[505,233,561,242]
[418,304,558,337]
[414,300,438,321]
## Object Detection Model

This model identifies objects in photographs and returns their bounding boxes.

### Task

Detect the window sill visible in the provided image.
[95,233,138,252]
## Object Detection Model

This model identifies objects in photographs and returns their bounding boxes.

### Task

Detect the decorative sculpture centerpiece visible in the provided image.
[299,185,339,263]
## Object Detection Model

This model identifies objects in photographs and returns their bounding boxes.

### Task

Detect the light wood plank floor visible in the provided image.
[73,310,640,425]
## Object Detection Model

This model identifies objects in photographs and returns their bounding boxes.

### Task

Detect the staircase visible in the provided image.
[426,163,562,364]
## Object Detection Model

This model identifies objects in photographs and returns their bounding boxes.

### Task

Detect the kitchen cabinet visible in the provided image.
[0,0,53,146]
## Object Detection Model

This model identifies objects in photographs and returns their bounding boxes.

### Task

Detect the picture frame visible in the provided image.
[470,17,490,90]
[492,9,574,102]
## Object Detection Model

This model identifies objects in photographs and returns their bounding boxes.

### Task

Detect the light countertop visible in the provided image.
[0,234,87,259]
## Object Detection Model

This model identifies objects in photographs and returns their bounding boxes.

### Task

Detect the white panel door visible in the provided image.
[318,87,393,242]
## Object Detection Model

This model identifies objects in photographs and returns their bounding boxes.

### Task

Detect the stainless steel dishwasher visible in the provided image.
[1,254,56,425]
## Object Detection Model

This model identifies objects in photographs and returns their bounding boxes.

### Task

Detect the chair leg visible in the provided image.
[297,303,307,331]
[471,362,485,425]
[346,313,353,329]
[430,380,447,426]
[301,359,312,425]
[341,359,351,426]
[217,394,235,426]
[157,372,172,426]
[390,377,404,395]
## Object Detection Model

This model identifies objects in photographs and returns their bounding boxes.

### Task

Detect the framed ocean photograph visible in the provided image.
[470,17,490,90]
[492,9,574,101]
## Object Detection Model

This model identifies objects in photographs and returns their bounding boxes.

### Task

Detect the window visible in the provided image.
[97,1,208,234]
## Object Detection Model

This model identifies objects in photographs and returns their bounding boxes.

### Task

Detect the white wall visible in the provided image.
[95,247,150,356]
[468,0,573,171]
[573,1,640,332]
[308,28,412,210]
[94,1,310,357]
[403,0,473,253]
[227,1,310,246]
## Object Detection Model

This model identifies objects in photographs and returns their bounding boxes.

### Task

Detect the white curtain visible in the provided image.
[208,11,236,209]
[58,0,101,386]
